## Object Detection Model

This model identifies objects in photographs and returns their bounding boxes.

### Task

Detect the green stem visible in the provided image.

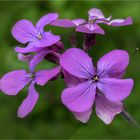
[120,109,139,127]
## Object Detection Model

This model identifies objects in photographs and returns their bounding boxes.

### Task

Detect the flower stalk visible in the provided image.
[120,109,139,127]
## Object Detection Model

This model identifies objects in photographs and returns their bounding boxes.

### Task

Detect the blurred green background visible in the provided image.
[0,0,140,139]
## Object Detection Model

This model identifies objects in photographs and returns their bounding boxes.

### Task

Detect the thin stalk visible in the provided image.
[120,109,139,127]
[70,32,77,48]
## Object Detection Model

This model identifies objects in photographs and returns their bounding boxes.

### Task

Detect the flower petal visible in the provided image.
[11,20,37,44]
[17,82,39,118]
[29,50,50,72]
[95,94,123,124]
[36,13,59,30]
[97,50,129,78]
[34,32,60,48]
[51,19,76,27]
[35,66,61,86]
[0,70,30,95]
[72,18,86,26]
[73,108,92,123]
[17,53,34,63]
[97,78,134,102]
[88,8,105,19]
[107,17,132,26]
[61,81,96,112]
[63,70,85,88]
[95,16,112,24]
[15,42,37,53]
[60,48,95,79]
[76,24,105,34]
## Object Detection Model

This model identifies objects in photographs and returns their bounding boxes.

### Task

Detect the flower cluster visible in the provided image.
[0,8,134,124]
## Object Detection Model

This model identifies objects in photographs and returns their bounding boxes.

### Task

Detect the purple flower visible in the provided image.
[12,13,60,52]
[16,41,64,65]
[0,51,61,118]
[59,48,134,124]
[51,8,132,34]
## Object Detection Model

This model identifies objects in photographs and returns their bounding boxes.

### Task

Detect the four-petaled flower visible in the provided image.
[0,50,60,118]
[12,13,60,53]
[51,8,132,34]
[60,48,134,124]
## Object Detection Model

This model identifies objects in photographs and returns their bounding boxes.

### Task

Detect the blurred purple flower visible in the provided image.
[59,48,134,124]
[16,41,64,65]
[51,8,132,34]
[0,51,61,118]
[12,13,60,52]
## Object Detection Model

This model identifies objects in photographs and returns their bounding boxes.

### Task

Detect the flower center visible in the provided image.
[37,33,43,40]
[93,75,99,82]
[89,19,94,24]
[27,73,35,79]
